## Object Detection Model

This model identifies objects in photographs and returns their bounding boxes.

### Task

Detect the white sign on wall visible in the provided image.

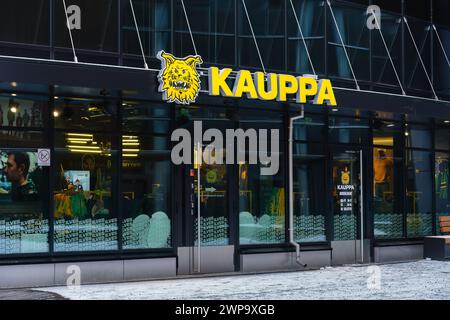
[37,149,51,167]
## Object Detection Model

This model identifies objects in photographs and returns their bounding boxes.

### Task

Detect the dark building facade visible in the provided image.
[0,0,449,287]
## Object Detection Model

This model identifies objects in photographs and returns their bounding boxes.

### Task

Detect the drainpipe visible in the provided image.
[289,108,307,267]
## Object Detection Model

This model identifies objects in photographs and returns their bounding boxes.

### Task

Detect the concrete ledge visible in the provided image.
[374,244,423,263]
[0,257,176,289]
[177,246,235,275]
[240,250,331,272]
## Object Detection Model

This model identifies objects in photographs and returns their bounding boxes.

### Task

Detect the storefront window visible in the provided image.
[0,95,45,129]
[53,97,115,131]
[293,114,325,142]
[293,143,326,242]
[372,120,403,147]
[239,110,285,244]
[328,116,369,144]
[405,124,431,149]
[0,149,48,254]
[435,125,450,151]
[53,133,117,252]
[373,147,402,238]
[405,150,432,237]
[436,152,450,234]
[121,102,172,249]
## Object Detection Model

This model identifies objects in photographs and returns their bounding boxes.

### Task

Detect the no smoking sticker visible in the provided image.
[37,149,51,166]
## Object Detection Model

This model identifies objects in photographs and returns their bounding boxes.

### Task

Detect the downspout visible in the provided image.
[289,110,307,267]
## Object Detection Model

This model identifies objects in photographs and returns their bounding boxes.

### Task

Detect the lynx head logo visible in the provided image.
[157,51,203,105]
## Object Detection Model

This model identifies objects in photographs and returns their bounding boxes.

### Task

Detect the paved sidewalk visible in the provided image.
[0,289,66,300]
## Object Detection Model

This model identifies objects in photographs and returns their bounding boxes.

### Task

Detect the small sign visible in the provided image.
[37,149,51,166]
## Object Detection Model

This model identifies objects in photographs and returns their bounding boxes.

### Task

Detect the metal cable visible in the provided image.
[326,0,360,90]
[129,0,148,69]
[404,17,438,100]
[241,0,266,74]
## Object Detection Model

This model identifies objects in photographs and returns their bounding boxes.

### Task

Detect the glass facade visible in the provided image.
[0,0,449,270]
[0,0,447,100]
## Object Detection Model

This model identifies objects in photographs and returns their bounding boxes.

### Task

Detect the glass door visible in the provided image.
[331,148,365,263]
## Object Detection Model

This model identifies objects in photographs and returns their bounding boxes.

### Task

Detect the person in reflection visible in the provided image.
[4,152,37,201]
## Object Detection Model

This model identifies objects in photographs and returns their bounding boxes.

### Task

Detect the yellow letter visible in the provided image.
[254,72,278,100]
[277,74,298,102]
[208,67,233,97]
[233,70,258,99]
[314,79,337,106]
[297,77,318,103]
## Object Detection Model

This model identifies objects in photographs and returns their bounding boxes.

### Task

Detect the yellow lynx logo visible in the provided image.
[157,51,203,105]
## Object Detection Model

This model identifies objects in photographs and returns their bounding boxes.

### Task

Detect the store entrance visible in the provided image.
[331,148,366,264]
[177,107,235,274]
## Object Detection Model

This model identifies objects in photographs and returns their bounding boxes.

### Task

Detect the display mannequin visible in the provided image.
[374,149,393,199]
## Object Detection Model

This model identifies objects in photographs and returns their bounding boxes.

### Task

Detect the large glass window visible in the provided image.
[293,143,326,242]
[238,110,285,244]
[405,124,431,149]
[435,124,450,151]
[404,17,431,93]
[0,0,49,46]
[287,0,325,74]
[371,11,402,87]
[436,152,450,235]
[123,0,170,58]
[405,150,432,237]
[174,0,235,65]
[53,102,118,252]
[55,0,118,53]
[53,97,115,131]
[328,116,369,144]
[373,120,403,239]
[121,102,172,249]
[239,0,285,71]
[434,26,450,98]
[327,3,370,81]
[0,149,48,254]
[293,114,325,142]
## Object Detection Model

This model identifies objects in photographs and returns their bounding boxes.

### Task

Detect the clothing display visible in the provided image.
[436,159,449,200]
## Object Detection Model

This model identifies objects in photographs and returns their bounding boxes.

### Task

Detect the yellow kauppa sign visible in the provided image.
[157,51,336,106]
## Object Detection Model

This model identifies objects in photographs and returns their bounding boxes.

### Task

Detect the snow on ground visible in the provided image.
[39,259,450,300]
